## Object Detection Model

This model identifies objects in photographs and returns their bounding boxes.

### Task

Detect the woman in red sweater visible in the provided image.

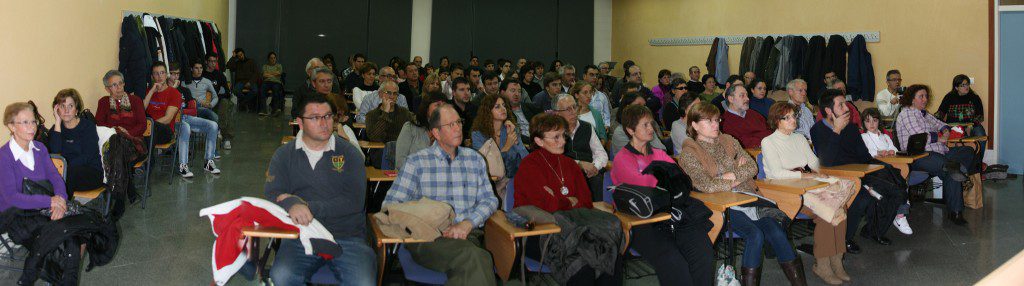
[96,70,147,138]
[513,113,622,285]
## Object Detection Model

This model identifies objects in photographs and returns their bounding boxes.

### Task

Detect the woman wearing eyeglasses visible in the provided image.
[1,102,68,220]
[936,74,986,160]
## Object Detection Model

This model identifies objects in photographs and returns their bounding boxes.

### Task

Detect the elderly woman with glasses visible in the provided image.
[1,102,68,220]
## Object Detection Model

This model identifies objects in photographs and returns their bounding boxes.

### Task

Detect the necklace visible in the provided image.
[539,151,569,195]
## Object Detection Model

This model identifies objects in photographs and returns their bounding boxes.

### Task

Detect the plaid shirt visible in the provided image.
[895,108,950,153]
[384,143,498,228]
[791,101,815,140]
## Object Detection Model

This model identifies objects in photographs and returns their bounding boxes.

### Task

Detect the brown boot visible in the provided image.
[812,257,842,285]
[779,258,807,286]
[740,267,761,286]
[830,254,851,281]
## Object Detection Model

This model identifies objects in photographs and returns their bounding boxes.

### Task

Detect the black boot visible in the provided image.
[949,212,968,225]
[846,239,861,254]
[741,266,761,286]
[780,257,808,286]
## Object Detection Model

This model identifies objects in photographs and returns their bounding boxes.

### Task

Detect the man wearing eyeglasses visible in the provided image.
[875,69,903,118]
[786,79,815,140]
[553,94,609,202]
[356,66,409,124]
[366,81,413,143]
[266,95,376,286]
[383,104,499,285]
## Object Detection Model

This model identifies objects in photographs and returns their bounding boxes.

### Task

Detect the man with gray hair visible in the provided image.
[553,93,609,202]
[786,79,815,139]
[356,66,409,123]
[290,58,326,119]
[560,64,576,93]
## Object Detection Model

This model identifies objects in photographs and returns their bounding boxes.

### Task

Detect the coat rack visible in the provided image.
[649,31,880,46]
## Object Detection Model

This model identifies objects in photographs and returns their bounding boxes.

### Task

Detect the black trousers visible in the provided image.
[847,165,907,239]
[630,224,715,286]
[524,236,624,286]
[585,170,606,203]
[66,165,104,195]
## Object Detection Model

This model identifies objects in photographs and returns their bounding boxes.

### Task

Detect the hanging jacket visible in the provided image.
[748,37,765,77]
[802,36,828,104]
[824,35,849,82]
[762,37,781,89]
[0,208,118,285]
[789,36,808,81]
[755,36,774,82]
[706,38,720,77]
[118,16,152,98]
[847,35,875,101]
[773,36,795,89]
[739,37,757,74]
[545,208,624,284]
[714,39,731,82]
[200,197,341,286]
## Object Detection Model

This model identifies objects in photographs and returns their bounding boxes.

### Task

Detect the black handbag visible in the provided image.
[22,178,54,196]
[610,184,672,219]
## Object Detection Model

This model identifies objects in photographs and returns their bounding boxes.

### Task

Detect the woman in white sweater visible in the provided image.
[760,102,857,285]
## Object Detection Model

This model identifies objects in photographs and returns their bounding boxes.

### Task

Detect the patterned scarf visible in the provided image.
[109,94,132,113]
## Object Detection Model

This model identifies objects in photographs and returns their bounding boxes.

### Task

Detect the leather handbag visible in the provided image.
[479,139,506,178]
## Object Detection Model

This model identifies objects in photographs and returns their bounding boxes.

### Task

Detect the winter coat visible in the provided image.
[0,208,118,285]
[825,35,849,82]
[545,208,624,284]
[847,35,875,101]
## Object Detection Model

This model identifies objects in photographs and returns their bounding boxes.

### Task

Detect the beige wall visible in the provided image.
[612,0,989,114]
[0,0,229,141]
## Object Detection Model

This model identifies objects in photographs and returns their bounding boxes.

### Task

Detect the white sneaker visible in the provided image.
[204,160,221,175]
[893,216,913,235]
[179,164,194,178]
[223,140,232,150]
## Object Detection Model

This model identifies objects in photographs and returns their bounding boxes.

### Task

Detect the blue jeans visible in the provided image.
[911,147,976,212]
[728,209,796,268]
[270,236,377,286]
[197,107,218,122]
[176,115,219,163]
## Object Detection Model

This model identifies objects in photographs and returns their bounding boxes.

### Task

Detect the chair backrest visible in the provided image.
[504,179,515,212]
[756,153,766,180]
[603,172,614,204]
[144,117,154,137]
[50,154,67,180]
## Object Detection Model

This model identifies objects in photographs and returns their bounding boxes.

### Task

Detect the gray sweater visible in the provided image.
[394,122,432,170]
[265,136,367,238]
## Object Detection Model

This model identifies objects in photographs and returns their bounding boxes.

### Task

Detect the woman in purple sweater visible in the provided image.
[1,102,67,220]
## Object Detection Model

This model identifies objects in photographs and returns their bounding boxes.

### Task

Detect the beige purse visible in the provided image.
[480,139,506,178]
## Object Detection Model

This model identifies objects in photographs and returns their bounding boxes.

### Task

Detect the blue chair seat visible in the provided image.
[524,257,552,273]
[398,245,447,285]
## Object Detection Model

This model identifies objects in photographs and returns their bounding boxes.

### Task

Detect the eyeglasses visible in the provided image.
[543,133,565,141]
[381,90,398,96]
[9,120,38,126]
[958,83,970,88]
[887,78,902,82]
[380,74,397,79]
[437,119,464,129]
[300,113,334,123]
[315,79,334,84]
[630,72,642,76]
[674,86,688,91]
[699,118,722,124]
[780,114,795,121]
[106,81,125,88]
[555,105,577,112]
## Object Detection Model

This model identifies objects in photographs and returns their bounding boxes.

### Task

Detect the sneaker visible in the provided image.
[204,160,221,174]
[893,215,913,235]
[223,140,232,150]
[179,164,194,178]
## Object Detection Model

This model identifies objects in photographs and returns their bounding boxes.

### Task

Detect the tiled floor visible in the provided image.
[1,110,1021,285]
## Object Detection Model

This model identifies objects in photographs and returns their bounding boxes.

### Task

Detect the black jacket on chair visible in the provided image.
[0,208,119,285]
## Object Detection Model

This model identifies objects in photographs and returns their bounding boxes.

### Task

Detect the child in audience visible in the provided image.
[861,108,913,235]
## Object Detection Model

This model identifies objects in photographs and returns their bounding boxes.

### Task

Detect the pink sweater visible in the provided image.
[610,145,674,187]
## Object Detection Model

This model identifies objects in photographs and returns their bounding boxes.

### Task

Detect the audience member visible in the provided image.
[96,70,147,138]
[471,94,527,179]
[226,48,260,112]
[660,78,689,128]
[786,79,815,140]
[610,92,666,158]
[572,81,607,140]
[352,62,380,110]
[184,62,219,122]
[260,52,285,116]
[747,78,775,118]
[366,81,414,143]
[395,92,447,170]
[203,53,233,150]
[48,89,103,194]
[1,102,68,220]
[875,70,903,119]
[553,94,609,202]
[720,83,771,148]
